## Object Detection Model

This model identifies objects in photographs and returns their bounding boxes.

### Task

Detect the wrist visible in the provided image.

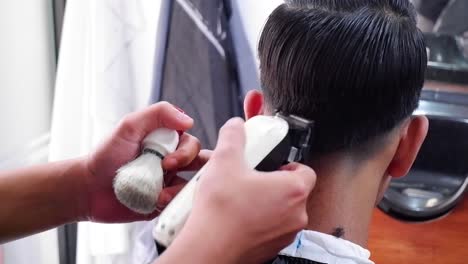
[63,157,90,222]
[162,234,238,264]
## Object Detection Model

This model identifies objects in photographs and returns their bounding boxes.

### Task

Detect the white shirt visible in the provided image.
[279,230,375,264]
[132,226,375,264]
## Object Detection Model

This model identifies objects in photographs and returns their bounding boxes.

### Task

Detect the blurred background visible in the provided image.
[0,0,467,263]
[370,1,468,263]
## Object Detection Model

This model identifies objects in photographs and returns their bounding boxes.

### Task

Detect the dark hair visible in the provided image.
[258,0,427,156]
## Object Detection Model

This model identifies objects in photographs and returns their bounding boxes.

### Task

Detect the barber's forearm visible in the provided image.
[155,244,238,264]
[0,158,87,243]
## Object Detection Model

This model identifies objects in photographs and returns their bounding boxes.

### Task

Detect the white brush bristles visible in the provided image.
[113,152,164,214]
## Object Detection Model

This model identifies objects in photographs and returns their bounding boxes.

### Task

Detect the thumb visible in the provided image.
[210,118,246,168]
[115,102,193,143]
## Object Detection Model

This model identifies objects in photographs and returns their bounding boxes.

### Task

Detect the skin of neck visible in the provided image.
[254,102,407,248]
[304,140,397,248]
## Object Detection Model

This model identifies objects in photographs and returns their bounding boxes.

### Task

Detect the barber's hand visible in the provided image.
[81,102,203,223]
[167,118,316,264]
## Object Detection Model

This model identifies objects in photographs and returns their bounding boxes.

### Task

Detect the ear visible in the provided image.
[244,90,265,119]
[388,115,429,178]
[375,175,392,205]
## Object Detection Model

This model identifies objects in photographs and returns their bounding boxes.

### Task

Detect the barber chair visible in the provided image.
[424,33,468,84]
[378,90,468,221]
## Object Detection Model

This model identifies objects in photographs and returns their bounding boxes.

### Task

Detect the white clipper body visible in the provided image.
[113,128,179,214]
[153,115,290,246]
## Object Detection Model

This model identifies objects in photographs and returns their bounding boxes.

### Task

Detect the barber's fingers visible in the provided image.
[210,118,246,168]
[163,133,201,170]
[279,163,316,194]
[164,173,188,187]
[115,102,193,143]
[256,163,316,203]
[157,183,187,208]
[180,149,212,171]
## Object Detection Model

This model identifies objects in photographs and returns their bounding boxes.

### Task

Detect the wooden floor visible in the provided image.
[369,195,468,263]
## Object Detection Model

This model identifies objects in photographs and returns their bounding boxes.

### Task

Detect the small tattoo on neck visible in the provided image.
[332,227,345,238]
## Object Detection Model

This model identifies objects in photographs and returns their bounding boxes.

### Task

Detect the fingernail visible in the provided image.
[174,106,185,114]
[177,112,193,122]
[157,192,171,207]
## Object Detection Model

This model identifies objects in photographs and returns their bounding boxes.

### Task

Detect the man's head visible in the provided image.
[244,0,428,207]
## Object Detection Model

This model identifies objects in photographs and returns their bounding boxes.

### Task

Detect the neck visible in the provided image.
[305,154,386,248]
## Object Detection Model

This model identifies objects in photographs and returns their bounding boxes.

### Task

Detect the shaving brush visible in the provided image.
[113,128,179,214]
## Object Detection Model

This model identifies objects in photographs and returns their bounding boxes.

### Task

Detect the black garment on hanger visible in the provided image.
[158,0,242,150]
[154,0,241,254]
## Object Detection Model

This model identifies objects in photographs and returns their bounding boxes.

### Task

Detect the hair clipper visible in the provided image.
[153,113,314,247]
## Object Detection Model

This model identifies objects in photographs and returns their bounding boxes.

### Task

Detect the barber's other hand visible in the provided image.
[81,102,202,223]
[170,118,317,264]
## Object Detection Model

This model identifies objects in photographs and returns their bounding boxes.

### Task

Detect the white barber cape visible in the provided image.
[278,230,375,264]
